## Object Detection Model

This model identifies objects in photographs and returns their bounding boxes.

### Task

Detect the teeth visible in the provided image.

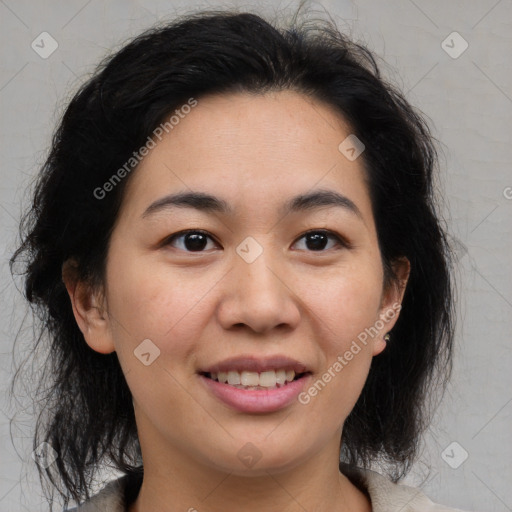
[240,371,259,386]
[275,369,287,385]
[227,371,241,385]
[259,370,277,387]
[208,369,298,388]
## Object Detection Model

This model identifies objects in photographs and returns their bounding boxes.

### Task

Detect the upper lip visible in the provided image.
[200,355,309,375]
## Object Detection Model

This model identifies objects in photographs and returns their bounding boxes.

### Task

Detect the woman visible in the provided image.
[10,8,466,512]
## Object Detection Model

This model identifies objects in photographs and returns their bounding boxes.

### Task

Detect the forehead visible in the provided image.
[118,90,372,222]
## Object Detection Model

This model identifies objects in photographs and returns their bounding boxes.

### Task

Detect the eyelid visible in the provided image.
[163,228,351,253]
[163,229,222,249]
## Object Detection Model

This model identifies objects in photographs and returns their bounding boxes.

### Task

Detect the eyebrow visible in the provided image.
[141,189,362,219]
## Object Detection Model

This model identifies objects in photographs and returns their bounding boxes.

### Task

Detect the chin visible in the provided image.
[198,435,313,477]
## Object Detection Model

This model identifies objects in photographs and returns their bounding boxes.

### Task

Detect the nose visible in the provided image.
[216,249,301,334]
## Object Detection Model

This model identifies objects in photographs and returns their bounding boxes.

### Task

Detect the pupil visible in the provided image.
[183,233,328,251]
[185,233,207,251]
[306,232,327,251]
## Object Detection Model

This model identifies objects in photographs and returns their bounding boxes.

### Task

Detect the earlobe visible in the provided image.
[372,336,387,356]
[61,259,115,354]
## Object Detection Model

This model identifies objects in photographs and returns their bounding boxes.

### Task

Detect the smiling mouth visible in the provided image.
[201,369,309,390]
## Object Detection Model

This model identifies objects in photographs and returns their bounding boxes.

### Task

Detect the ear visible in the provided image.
[62,259,115,354]
[372,256,410,356]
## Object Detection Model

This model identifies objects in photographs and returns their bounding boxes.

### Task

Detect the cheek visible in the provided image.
[105,250,219,365]
[292,259,383,419]
[296,259,384,349]
[104,254,218,432]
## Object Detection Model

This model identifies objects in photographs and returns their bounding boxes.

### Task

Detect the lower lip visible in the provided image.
[199,374,311,413]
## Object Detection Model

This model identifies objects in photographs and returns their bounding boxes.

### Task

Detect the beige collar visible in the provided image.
[66,467,466,512]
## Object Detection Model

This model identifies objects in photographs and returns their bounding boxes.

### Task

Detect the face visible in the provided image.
[67,90,408,477]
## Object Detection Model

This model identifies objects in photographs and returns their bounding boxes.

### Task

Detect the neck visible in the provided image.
[128,427,371,512]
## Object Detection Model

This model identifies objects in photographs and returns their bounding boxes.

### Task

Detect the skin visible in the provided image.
[63,90,409,512]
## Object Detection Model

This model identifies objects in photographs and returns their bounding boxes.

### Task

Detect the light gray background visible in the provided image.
[1,1,511,511]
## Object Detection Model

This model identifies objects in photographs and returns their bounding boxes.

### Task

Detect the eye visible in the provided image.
[291,230,348,252]
[164,230,220,252]
[163,229,348,253]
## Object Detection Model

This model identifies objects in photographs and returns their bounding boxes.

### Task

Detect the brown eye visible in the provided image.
[291,230,348,252]
[165,230,219,252]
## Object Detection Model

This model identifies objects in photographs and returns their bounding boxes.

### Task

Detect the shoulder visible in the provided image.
[355,467,469,512]
[64,477,126,512]
[65,468,470,512]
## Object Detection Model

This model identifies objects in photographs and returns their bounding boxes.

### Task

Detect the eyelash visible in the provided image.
[163,229,350,253]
